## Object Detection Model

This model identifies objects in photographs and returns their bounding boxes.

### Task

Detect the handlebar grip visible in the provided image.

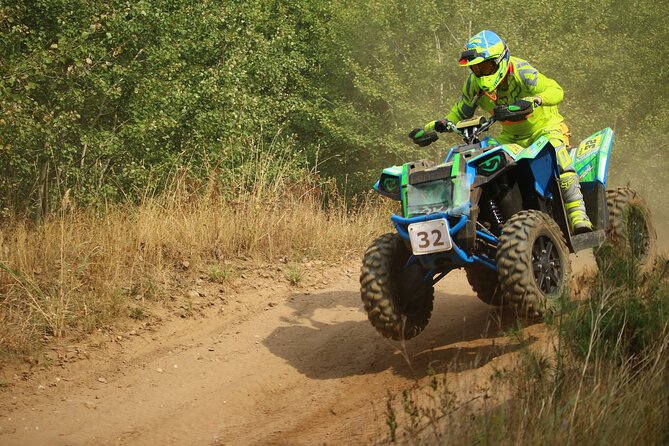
[493,101,533,122]
[409,128,439,147]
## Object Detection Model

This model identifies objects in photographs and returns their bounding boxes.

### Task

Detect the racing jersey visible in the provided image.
[445,56,565,141]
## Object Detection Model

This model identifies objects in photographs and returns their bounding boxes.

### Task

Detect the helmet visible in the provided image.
[458,30,510,93]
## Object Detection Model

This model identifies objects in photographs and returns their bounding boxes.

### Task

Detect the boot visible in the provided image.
[559,172,593,235]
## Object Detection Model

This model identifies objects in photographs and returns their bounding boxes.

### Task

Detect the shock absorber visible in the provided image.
[489,198,504,226]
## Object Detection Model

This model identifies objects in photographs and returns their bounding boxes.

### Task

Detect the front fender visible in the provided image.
[500,136,558,198]
[373,165,403,200]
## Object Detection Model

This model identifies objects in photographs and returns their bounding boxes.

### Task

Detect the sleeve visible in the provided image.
[445,73,480,123]
[516,62,564,106]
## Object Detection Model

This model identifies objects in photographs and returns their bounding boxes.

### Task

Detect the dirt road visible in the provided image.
[0,257,591,446]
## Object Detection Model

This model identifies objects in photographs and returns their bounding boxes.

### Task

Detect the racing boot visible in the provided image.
[559,171,593,235]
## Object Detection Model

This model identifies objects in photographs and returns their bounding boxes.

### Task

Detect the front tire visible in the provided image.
[496,210,572,318]
[360,233,434,340]
[594,187,657,273]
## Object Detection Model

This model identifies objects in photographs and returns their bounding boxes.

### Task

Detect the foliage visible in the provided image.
[1,0,667,216]
[1,0,316,210]
[283,264,304,286]
[563,249,669,365]
[384,249,669,445]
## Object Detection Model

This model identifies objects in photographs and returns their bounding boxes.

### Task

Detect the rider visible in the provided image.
[414,29,593,234]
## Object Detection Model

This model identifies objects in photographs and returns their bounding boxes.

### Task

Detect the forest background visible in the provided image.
[1,0,668,220]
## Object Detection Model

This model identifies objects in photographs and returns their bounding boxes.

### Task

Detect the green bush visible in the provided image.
[2,0,667,216]
[563,248,669,365]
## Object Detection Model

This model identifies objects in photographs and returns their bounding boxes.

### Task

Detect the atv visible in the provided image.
[360,105,657,341]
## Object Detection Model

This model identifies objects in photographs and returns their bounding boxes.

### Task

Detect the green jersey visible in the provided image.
[446,56,565,141]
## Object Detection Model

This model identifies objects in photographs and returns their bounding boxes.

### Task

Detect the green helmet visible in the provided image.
[458,30,510,93]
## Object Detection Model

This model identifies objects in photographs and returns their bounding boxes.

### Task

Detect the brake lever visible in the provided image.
[447,122,462,134]
[480,117,496,132]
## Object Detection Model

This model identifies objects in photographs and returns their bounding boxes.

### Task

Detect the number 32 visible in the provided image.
[416,230,445,248]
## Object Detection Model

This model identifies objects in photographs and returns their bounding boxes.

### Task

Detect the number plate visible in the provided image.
[408,219,453,255]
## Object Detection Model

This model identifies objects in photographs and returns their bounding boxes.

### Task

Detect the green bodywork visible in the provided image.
[570,128,614,184]
[500,135,550,161]
[375,127,613,220]
[376,158,470,218]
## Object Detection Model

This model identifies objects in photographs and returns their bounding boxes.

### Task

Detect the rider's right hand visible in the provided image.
[424,119,454,133]
[409,128,438,147]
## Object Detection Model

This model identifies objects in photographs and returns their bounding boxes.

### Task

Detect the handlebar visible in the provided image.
[412,102,532,147]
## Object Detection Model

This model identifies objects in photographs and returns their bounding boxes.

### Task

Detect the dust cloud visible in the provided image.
[607,139,669,253]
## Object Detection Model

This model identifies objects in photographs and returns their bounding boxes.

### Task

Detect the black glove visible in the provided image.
[509,99,534,113]
[424,118,454,133]
[409,128,439,147]
[494,100,534,122]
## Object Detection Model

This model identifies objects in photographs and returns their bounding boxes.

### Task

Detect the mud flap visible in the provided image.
[571,229,607,252]
[581,182,609,231]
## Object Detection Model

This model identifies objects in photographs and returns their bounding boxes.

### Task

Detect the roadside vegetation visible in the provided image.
[385,239,669,445]
[1,0,667,216]
[0,148,389,358]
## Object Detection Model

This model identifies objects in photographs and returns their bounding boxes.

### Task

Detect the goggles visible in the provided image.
[459,48,507,77]
[470,59,498,77]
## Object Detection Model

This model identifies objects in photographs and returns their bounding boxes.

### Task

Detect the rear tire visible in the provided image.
[496,210,572,318]
[360,233,434,340]
[465,265,504,306]
[594,187,657,273]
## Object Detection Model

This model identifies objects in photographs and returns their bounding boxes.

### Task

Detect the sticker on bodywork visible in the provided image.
[572,128,614,185]
[576,135,603,159]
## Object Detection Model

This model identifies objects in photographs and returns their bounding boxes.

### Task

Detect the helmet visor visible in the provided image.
[470,59,498,77]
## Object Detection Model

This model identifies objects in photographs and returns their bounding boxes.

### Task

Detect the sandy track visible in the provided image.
[0,262,570,446]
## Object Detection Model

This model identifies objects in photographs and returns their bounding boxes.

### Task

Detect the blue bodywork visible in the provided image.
[373,129,613,284]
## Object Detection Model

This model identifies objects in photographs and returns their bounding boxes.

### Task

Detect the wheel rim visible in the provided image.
[531,234,562,294]
[626,206,651,263]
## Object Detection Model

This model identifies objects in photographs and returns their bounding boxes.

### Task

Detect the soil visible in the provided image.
[0,253,596,446]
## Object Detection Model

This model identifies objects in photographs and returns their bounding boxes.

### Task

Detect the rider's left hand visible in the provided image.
[511,99,535,113]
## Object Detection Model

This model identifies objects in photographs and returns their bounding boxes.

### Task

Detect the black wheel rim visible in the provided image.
[531,234,562,294]
[626,206,650,263]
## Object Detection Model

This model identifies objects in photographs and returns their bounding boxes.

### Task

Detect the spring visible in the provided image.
[489,199,504,226]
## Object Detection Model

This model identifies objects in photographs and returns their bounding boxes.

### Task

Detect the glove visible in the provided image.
[521,96,542,107]
[425,118,454,133]
[509,99,534,113]
[494,99,534,122]
[409,128,439,147]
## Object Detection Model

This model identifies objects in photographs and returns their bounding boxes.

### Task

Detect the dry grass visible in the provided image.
[0,146,392,358]
[385,254,669,445]
[386,330,669,446]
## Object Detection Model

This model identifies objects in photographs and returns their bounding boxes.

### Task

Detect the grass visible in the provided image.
[284,264,305,286]
[0,142,391,361]
[206,264,235,283]
[384,245,669,445]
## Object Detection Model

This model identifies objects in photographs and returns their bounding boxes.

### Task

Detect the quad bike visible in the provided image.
[360,104,657,341]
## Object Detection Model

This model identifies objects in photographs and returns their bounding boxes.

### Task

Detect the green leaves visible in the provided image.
[0,0,666,213]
